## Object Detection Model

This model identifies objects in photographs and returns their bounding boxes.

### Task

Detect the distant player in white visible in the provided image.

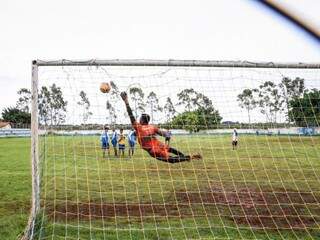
[232,128,238,150]
[165,129,172,146]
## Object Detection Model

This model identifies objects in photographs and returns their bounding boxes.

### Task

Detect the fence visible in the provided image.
[0,129,31,137]
[1,127,319,138]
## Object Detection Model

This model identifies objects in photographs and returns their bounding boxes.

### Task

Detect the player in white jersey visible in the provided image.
[232,128,238,150]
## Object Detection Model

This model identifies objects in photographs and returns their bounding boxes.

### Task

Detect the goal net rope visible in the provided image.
[23,60,320,240]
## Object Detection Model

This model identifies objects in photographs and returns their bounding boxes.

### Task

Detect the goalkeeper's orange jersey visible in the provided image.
[133,122,169,159]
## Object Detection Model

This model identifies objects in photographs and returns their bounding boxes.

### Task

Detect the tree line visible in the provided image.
[0,85,92,127]
[0,81,222,132]
[1,76,319,130]
[104,82,222,132]
[237,77,320,127]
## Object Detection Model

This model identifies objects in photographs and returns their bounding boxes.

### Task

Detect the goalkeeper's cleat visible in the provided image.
[190,153,203,160]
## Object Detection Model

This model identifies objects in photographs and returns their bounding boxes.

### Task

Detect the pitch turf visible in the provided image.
[1,135,320,239]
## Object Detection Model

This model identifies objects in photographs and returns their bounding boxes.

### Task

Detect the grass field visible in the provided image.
[1,134,320,240]
[0,137,31,240]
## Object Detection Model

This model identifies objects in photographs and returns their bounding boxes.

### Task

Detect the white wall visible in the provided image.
[1,127,319,138]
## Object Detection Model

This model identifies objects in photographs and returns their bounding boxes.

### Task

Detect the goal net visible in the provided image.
[23,60,320,240]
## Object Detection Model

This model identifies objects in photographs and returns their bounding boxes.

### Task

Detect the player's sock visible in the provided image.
[168,147,185,157]
[157,156,191,164]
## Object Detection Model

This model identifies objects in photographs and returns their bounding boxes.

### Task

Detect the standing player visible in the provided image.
[101,126,110,157]
[120,92,202,163]
[232,128,238,150]
[128,128,136,157]
[118,128,126,157]
[111,128,118,156]
[165,129,172,146]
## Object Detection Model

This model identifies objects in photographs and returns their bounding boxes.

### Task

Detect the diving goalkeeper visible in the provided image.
[120,92,202,163]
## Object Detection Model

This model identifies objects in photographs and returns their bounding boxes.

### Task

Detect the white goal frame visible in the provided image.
[22,59,320,240]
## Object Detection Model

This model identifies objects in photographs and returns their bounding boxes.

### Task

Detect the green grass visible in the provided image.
[0,137,31,240]
[1,135,320,239]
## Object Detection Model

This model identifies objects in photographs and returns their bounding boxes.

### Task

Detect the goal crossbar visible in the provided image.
[34,59,320,68]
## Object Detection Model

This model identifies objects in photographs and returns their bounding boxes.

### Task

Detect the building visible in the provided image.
[0,122,11,129]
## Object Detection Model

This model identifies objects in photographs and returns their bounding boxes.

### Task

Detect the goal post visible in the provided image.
[22,62,40,240]
[23,59,320,240]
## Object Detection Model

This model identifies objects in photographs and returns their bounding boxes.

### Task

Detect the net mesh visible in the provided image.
[29,63,320,239]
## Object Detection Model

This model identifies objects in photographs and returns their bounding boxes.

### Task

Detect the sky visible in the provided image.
[0,0,319,122]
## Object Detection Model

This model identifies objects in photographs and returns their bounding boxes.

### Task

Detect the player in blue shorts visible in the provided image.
[111,128,118,156]
[128,128,136,157]
[101,126,110,157]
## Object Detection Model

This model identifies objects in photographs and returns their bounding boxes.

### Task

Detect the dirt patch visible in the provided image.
[46,202,190,221]
[45,186,320,230]
[174,186,320,229]
[1,201,31,212]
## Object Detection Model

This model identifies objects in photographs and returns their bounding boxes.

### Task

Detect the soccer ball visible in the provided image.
[100,82,111,93]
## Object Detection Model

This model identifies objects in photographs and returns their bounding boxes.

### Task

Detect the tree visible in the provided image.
[1,107,31,124]
[110,81,120,99]
[177,89,215,112]
[38,86,51,126]
[279,77,305,121]
[237,89,257,124]
[38,84,67,126]
[193,92,222,128]
[288,89,320,127]
[171,111,199,133]
[257,81,283,123]
[107,81,121,124]
[177,88,198,111]
[146,91,162,123]
[77,91,92,124]
[172,90,221,132]
[106,100,117,125]
[50,84,68,126]
[171,107,222,133]
[197,105,222,127]
[279,77,305,100]
[174,89,222,131]
[16,88,31,113]
[129,87,145,118]
[163,97,176,122]
[193,92,213,109]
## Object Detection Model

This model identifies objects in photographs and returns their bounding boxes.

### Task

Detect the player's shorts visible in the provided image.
[111,140,117,147]
[165,137,171,142]
[232,140,238,146]
[118,144,125,150]
[101,142,110,149]
[129,141,135,148]
[144,140,169,160]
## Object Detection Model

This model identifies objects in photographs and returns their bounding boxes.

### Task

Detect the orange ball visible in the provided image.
[100,82,111,93]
